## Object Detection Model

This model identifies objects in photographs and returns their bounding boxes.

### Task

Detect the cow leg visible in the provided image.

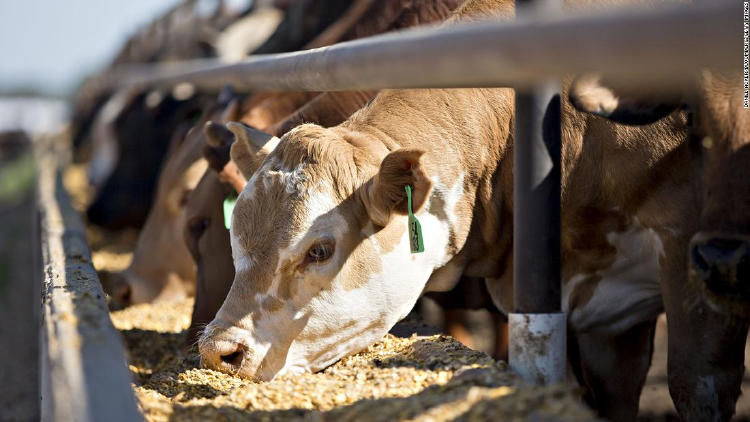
[663,290,748,421]
[492,314,509,361]
[444,309,476,349]
[574,319,656,422]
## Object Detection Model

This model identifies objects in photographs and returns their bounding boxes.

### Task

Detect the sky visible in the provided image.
[0,0,181,97]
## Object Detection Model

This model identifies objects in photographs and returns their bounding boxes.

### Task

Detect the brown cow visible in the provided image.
[197,1,724,421]
[185,170,236,344]
[108,94,241,305]
[569,69,750,421]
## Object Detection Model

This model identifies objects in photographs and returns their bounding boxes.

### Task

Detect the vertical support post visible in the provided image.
[509,0,565,385]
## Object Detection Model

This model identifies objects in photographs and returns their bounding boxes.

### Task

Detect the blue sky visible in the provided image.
[0,0,181,96]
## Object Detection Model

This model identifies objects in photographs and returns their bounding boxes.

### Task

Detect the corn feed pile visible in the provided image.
[110,300,595,421]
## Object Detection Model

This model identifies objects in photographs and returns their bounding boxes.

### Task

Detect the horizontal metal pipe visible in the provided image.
[111,0,736,92]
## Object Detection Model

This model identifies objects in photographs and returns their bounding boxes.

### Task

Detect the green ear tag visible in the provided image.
[405,185,424,253]
[223,193,238,230]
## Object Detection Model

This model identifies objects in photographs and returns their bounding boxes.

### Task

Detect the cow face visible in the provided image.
[184,170,235,345]
[687,72,750,311]
[199,123,452,380]
[569,71,750,315]
[110,141,207,305]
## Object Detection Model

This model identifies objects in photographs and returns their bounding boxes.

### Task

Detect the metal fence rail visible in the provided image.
[113,0,735,93]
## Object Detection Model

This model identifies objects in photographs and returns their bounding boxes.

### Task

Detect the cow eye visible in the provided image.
[188,217,210,238]
[306,241,334,263]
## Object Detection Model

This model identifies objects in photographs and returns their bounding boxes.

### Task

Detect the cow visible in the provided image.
[86,90,213,229]
[183,0,464,344]
[196,1,724,420]
[184,91,378,342]
[184,169,236,344]
[106,92,241,305]
[568,69,750,421]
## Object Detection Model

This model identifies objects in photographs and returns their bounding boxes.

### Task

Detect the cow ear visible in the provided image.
[569,74,680,126]
[362,149,432,227]
[203,121,234,173]
[202,121,247,193]
[226,122,280,179]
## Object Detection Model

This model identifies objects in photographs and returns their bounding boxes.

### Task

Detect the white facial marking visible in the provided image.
[563,217,665,335]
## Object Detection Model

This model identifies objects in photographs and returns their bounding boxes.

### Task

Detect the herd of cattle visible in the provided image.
[70,0,749,421]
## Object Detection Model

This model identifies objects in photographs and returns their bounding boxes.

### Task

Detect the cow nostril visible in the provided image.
[116,282,132,305]
[691,244,712,277]
[692,237,750,300]
[220,347,244,367]
[691,239,741,273]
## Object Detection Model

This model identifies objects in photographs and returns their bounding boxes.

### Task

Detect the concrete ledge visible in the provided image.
[37,137,141,422]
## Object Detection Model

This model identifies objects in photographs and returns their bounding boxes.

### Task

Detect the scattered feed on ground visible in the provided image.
[110,299,595,422]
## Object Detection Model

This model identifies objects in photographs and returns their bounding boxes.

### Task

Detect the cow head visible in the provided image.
[198,122,455,380]
[687,72,750,311]
[569,71,750,314]
[184,170,236,345]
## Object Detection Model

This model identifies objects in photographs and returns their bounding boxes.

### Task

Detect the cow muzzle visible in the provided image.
[198,322,265,380]
[100,271,133,308]
[690,232,750,314]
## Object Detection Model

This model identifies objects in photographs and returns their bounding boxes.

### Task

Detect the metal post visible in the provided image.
[509,0,566,385]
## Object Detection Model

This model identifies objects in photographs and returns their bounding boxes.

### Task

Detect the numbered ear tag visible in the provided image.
[223,193,238,230]
[405,185,424,253]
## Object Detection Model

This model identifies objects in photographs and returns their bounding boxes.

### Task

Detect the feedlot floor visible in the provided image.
[111,300,595,421]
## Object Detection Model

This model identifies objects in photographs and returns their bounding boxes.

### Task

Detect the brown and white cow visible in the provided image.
[197,1,729,420]
[569,69,750,421]
[184,92,377,343]
[183,0,463,340]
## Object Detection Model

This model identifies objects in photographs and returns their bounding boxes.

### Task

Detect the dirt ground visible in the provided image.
[0,132,39,421]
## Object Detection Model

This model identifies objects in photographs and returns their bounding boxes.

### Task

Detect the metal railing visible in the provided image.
[111,0,734,93]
